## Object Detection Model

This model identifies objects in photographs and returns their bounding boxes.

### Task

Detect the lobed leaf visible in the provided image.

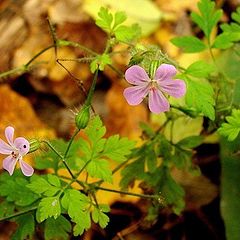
[171,36,207,53]
[218,109,240,141]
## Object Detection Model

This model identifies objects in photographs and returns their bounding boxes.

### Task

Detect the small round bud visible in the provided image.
[75,105,90,130]
[28,139,41,153]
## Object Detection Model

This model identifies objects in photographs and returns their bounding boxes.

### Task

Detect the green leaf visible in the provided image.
[218,109,240,141]
[177,136,203,149]
[92,206,110,228]
[37,196,61,222]
[186,60,215,77]
[120,157,145,189]
[190,0,223,39]
[113,11,127,29]
[185,77,215,120]
[115,24,141,42]
[44,215,72,240]
[85,115,106,143]
[27,175,61,197]
[87,159,112,183]
[11,214,35,240]
[96,7,113,32]
[90,54,112,73]
[0,173,39,206]
[0,201,15,218]
[61,189,91,236]
[220,137,240,240]
[102,135,135,162]
[212,32,240,49]
[171,36,207,53]
[47,174,61,187]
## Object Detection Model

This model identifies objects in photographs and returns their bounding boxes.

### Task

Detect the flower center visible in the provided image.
[11,150,19,159]
[149,79,158,90]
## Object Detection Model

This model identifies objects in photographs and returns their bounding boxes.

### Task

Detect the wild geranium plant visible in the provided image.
[0,0,240,239]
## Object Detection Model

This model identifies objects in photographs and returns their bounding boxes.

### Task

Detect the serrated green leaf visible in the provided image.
[47,174,61,188]
[0,174,39,206]
[92,207,109,228]
[27,175,61,197]
[102,135,135,162]
[232,7,240,24]
[113,11,127,29]
[177,136,203,149]
[85,115,106,143]
[186,60,215,77]
[90,54,112,73]
[218,109,240,141]
[44,215,71,240]
[37,196,61,222]
[0,201,15,218]
[61,189,91,236]
[61,189,89,211]
[185,78,215,120]
[171,36,207,53]
[73,211,91,236]
[87,159,112,183]
[95,7,113,32]
[190,0,222,39]
[212,32,240,49]
[11,213,35,240]
[115,24,141,42]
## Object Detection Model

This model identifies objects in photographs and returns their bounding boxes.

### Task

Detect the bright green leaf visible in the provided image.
[113,11,127,29]
[87,159,112,183]
[95,7,113,32]
[190,0,222,39]
[115,24,141,42]
[92,207,109,228]
[37,196,61,222]
[186,60,215,77]
[102,135,135,162]
[218,109,240,141]
[185,78,215,120]
[171,36,207,53]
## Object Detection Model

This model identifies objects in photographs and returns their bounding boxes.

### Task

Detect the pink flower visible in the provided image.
[0,126,34,176]
[123,64,186,114]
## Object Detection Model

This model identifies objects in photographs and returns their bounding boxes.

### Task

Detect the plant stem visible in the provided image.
[0,206,38,222]
[95,186,160,199]
[41,140,74,178]
[64,129,79,159]
[25,45,54,67]
[0,45,54,79]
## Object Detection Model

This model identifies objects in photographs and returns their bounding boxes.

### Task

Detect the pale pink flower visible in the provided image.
[123,64,186,113]
[0,126,33,176]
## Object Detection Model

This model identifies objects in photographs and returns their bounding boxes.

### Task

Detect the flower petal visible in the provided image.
[154,64,177,82]
[123,85,149,105]
[125,65,150,85]
[5,126,14,146]
[3,155,18,176]
[160,79,186,98]
[148,89,170,113]
[14,137,30,156]
[19,158,34,176]
[0,139,13,154]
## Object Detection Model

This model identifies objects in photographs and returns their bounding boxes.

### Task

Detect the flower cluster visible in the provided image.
[0,126,33,176]
[123,64,186,113]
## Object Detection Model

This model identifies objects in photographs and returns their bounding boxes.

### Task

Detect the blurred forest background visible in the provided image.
[0,0,239,239]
